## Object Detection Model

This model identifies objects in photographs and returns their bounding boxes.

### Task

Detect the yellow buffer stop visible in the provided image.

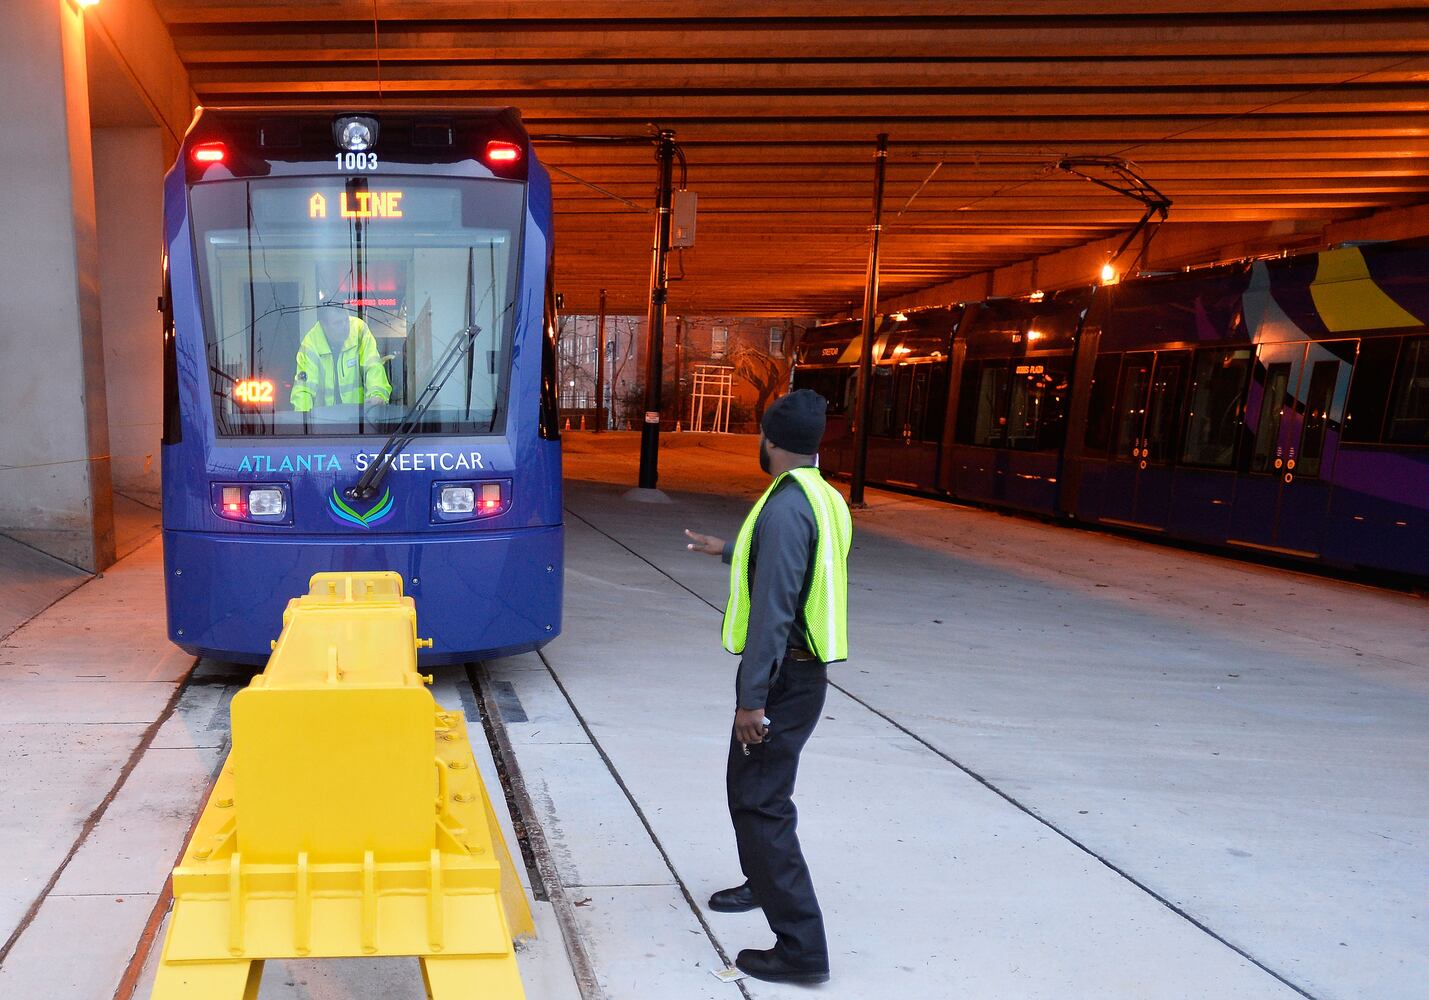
[150,571,533,999]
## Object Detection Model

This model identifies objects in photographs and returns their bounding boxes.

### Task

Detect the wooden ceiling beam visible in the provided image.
[188,104,1429,147]
[156,2,1429,25]
[187,56,1429,90]
[187,84,1429,119]
[550,176,1429,194]
[172,20,1429,62]
[537,160,1429,181]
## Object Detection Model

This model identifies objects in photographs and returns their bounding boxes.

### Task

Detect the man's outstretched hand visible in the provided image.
[684,529,725,556]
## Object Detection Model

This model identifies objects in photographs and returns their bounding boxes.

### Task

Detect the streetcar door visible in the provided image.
[1273,341,1354,555]
[894,363,939,489]
[1098,352,1154,525]
[1131,350,1190,529]
[1228,342,1307,552]
[1098,351,1186,530]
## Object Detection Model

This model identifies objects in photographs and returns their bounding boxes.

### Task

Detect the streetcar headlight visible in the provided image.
[440,486,475,514]
[248,488,286,517]
[334,116,378,152]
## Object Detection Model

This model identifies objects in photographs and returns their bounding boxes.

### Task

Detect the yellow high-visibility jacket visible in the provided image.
[291,315,392,412]
[722,466,852,664]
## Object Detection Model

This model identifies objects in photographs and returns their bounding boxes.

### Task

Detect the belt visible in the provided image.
[786,647,819,662]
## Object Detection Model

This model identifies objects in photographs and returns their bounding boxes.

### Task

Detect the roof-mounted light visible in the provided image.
[335,116,379,152]
[191,142,227,164]
[484,140,522,165]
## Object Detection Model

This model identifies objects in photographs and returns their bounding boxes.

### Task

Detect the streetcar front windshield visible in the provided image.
[190,176,524,437]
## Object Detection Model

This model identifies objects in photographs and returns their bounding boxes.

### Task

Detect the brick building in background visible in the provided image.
[557,314,817,432]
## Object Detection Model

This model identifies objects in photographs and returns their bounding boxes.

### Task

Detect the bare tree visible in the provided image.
[730,341,790,423]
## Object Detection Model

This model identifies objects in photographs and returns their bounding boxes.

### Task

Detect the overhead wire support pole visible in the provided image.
[638,130,677,490]
[595,288,607,432]
[849,133,889,509]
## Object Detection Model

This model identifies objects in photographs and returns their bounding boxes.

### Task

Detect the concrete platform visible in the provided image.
[0,431,1424,999]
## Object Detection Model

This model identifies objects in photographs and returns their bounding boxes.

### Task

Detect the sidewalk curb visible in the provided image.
[469,662,608,1000]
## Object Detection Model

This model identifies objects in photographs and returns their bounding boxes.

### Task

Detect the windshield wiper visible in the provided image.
[345,323,481,501]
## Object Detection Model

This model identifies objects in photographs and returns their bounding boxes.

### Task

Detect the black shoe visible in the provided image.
[735,947,830,984]
[708,882,758,913]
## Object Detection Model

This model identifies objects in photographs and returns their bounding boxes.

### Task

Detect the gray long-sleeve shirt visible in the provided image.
[722,475,818,709]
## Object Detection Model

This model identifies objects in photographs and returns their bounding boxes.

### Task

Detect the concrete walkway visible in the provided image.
[0,431,1423,999]
[486,432,1427,1000]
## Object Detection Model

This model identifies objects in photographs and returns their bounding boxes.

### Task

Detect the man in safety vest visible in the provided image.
[684,389,851,986]
[291,299,392,412]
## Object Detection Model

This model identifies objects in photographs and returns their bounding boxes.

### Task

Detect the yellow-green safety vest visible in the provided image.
[291,315,392,412]
[722,466,852,663]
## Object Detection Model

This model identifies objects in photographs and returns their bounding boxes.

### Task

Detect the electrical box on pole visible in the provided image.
[671,190,697,248]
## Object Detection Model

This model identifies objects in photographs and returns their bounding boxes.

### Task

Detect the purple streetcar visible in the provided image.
[795,238,1429,580]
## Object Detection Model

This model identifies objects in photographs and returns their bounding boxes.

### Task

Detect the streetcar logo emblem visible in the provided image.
[328,488,395,528]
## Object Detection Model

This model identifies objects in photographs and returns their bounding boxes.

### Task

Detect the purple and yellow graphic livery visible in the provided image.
[796,237,1429,580]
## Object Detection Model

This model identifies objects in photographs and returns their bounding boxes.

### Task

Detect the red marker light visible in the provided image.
[484,141,522,165]
[192,143,227,164]
[220,485,246,518]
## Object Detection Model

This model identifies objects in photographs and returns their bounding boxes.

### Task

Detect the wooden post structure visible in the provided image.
[849,133,888,508]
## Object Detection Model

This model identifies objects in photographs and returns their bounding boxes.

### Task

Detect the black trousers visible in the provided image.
[726,655,829,966]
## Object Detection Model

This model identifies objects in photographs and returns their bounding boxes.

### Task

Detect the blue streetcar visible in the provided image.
[796,240,1429,579]
[161,108,563,664]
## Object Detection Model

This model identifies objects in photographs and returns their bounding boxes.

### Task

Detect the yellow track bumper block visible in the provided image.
[150,572,533,999]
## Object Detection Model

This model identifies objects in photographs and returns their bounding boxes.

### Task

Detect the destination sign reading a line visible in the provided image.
[308,191,404,220]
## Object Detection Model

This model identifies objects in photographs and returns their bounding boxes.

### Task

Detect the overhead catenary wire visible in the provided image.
[545,163,651,214]
[370,0,383,102]
[533,126,689,215]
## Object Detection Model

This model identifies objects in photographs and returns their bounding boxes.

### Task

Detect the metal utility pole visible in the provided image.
[849,133,888,508]
[674,316,685,430]
[595,288,607,431]
[637,130,676,489]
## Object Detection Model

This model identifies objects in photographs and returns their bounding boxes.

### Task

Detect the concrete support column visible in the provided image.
[0,0,115,571]
[93,127,164,506]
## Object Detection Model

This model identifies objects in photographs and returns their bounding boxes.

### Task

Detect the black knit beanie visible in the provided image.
[761,389,827,455]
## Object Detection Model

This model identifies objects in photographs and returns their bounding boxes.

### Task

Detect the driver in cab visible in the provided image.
[291,268,392,411]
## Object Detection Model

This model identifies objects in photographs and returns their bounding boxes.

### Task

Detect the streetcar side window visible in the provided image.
[1385,335,1429,445]
[892,366,914,436]
[1005,355,1071,452]
[1342,337,1399,443]
[1111,353,1154,460]
[869,366,897,437]
[1249,361,1293,474]
[792,368,851,416]
[829,370,851,416]
[1082,352,1121,455]
[921,361,949,442]
[1142,351,1189,465]
[161,260,181,446]
[1180,348,1250,469]
[1296,358,1342,477]
[956,359,1010,447]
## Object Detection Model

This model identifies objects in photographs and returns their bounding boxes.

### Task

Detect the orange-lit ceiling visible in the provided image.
[156,2,1429,314]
